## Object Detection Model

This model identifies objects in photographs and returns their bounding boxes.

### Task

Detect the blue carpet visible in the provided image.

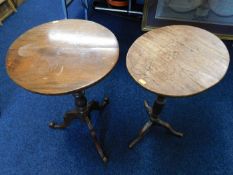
[0,0,233,174]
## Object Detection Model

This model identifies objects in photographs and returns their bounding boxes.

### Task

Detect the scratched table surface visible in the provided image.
[126,25,230,97]
[6,19,119,95]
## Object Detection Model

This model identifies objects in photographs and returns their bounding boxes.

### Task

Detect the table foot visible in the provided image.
[85,116,108,163]
[49,109,78,129]
[152,118,183,137]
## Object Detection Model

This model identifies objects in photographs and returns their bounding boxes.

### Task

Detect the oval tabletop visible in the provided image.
[126,25,230,97]
[6,19,119,95]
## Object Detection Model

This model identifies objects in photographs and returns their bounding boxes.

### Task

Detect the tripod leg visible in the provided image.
[155,118,183,137]
[89,97,109,111]
[129,120,153,149]
[84,116,108,163]
[49,109,78,129]
[144,100,152,115]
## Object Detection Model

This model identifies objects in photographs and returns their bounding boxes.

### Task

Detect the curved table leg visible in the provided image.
[154,118,183,137]
[49,91,109,162]
[129,120,153,149]
[49,109,78,129]
[88,97,109,111]
[84,116,108,163]
[129,96,183,149]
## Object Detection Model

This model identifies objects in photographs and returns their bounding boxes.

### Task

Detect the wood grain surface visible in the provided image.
[6,19,119,95]
[126,25,230,97]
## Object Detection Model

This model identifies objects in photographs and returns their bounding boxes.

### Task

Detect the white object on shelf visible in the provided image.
[166,0,203,13]
[209,0,233,17]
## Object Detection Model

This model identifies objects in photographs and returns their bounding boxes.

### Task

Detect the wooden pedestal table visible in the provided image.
[6,19,119,162]
[126,25,230,148]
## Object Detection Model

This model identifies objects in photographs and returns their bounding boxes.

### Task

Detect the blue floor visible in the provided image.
[0,0,233,174]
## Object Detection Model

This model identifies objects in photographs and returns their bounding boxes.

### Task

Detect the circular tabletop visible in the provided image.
[126,25,230,97]
[6,19,119,95]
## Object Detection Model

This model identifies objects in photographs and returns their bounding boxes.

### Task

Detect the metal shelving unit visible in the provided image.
[93,0,143,15]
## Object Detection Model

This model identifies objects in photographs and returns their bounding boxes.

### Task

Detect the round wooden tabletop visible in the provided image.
[6,19,119,95]
[126,25,230,97]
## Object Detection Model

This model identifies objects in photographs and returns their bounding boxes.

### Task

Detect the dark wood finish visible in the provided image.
[129,96,183,149]
[127,25,230,97]
[6,19,119,95]
[49,91,109,163]
[6,19,119,162]
[142,0,233,40]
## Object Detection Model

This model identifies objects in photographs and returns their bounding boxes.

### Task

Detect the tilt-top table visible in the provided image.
[6,19,119,162]
[126,25,230,148]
